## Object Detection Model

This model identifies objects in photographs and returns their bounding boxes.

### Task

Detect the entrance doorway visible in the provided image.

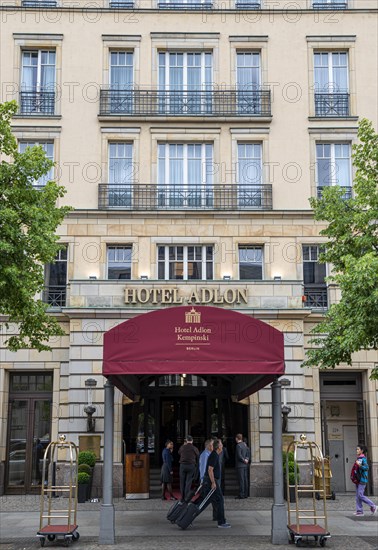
[5,373,52,494]
[161,397,205,453]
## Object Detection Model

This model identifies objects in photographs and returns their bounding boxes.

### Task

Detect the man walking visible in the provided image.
[178,435,199,501]
[235,433,250,499]
[201,438,231,528]
[199,438,217,520]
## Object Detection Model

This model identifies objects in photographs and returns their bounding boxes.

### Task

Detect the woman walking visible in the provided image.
[161,440,177,501]
[352,444,377,516]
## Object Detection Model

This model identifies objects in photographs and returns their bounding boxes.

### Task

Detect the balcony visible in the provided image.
[303,284,328,309]
[19,92,55,116]
[42,285,66,307]
[314,93,349,117]
[98,183,273,211]
[158,1,213,8]
[313,1,347,8]
[317,186,352,200]
[99,89,271,117]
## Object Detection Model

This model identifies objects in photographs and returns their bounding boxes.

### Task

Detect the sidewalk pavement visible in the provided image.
[0,494,377,550]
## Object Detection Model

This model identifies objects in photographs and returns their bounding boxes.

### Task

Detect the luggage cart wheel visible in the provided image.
[331,492,336,500]
[315,492,320,500]
[72,532,80,541]
[320,537,327,547]
[47,535,56,542]
[39,538,45,547]
[295,538,302,547]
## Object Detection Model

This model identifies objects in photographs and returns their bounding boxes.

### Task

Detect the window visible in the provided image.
[22,0,57,6]
[21,50,56,115]
[158,245,213,280]
[109,51,134,113]
[158,143,213,208]
[158,52,212,114]
[239,246,263,280]
[19,141,54,187]
[312,0,347,9]
[237,52,262,114]
[314,52,349,116]
[109,0,134,7]
[316,143,351,197]
[237,143,263,207]
[108,142,133,207]
[44,246,67,307]
[303,245,327,308]
[235,0,261,9]
[107,246,132,279]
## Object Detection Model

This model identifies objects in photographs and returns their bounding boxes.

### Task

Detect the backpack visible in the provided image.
[350,463,362,485]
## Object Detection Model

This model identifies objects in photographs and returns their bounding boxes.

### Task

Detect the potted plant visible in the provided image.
[283,451,300,503]
[77,472,90,503]
[78,451,96,500]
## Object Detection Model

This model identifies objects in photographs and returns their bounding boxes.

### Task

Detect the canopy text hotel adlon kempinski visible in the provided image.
[0,0,377,523]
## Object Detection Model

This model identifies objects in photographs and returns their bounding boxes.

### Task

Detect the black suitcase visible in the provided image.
[175,487,216,530]
[167,485,202,523]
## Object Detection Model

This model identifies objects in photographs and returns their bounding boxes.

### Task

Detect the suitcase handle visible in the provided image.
[198,487,216,510]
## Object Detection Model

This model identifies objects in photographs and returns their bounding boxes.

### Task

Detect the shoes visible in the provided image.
[169,496,178,501]
[218,523,231,529]
[371,505,377,515]
[354,512,364,516]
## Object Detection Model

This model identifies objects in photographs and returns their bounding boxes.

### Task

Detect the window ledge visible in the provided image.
[308,116,359,122]
[13,115,62,120]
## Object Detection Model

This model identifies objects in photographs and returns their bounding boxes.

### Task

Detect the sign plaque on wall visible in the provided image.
[79,435,101,459]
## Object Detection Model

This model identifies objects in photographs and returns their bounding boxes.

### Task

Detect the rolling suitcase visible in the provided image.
[175,486,216,530]
[167,485,202,523]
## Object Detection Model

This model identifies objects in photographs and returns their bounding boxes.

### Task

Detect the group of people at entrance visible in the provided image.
[160,433,251,528]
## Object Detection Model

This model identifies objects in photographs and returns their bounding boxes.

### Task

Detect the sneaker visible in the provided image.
[218,523,231,529]
[354,512,364,516]
[371,505,377,515]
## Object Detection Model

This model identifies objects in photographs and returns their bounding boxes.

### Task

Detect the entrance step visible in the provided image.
[149,468,239,498]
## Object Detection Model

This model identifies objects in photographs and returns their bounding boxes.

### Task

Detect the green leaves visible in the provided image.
[0,101,72,352]
[303,119,378,381]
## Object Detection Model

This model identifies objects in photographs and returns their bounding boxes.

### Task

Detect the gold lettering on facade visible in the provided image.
[188,290,200,303]
[237,288,248,304]
[124,286,248,306]
[172,288,183,304]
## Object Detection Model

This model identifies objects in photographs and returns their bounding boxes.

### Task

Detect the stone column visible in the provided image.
[271,378,287,544]
[99,380,115,544]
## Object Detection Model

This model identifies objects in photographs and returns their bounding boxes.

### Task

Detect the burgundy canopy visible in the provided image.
[103,306,285,399]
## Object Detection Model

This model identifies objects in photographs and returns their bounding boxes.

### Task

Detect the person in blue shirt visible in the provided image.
[354,444,377,516]
[161,440,177,501]
[199,439,214,482]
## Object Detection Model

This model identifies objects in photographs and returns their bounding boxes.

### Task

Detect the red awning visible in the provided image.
[103,306,285,382]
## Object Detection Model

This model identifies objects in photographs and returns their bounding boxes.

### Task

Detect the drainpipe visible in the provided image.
[271,378,287,544]
[99,380,115,544]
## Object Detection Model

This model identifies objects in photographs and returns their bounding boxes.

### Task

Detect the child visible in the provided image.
[352,444,377,516]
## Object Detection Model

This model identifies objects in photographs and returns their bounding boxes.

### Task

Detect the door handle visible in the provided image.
[346,458,348,463]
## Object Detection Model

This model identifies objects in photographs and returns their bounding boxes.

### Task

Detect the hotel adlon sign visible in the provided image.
[124,285,248,306]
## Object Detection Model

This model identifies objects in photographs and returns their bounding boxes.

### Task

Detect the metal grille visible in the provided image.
[99,89,271,117]
[42,286,66,307]
[304,285,328,309]
[313,2,347,8]
[19,92,55,115]
[315,93,349,117]
[98,183,273,211]
[317,186,352,200]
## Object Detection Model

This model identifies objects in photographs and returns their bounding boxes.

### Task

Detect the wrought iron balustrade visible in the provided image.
[235,1,261,8]
[315,93,349,117]
[20,91,55,115]
[98,183,273,211]
[313,1,347,8]
[158,1,213,8]
[317,186,352,200]
[42,285,66,307]
[304,285,328,309]
[99,88,271,117]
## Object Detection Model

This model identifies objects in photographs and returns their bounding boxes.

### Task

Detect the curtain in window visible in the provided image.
[110,51,133,113]
[237,143,262,207]
[108,142,133,207]
[21,52,38,91]
[40,51,56,91]
[314,52,348,92]
[237,52,261,114]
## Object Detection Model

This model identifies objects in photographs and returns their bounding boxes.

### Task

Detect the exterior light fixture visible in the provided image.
[223,275,231,281]
[280,377,291,433]
[89,275,97,280]
[84,378,97,432]
[273,275,282,281]
[140,275,149,280]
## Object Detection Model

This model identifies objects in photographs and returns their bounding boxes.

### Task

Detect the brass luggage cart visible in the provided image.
[314,457,336,500]
[36,435,80,547]
[287,434,331,547]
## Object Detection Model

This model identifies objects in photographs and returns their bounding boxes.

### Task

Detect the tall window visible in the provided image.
[158,143,213,208]
[44,246,67,307]
[108,142,133,207]
[239,246,263,280]
[237,52,261,114]
[314,52,349,116]
[303,245,327,308]
[237,143,263,207]
[158,52,212,114]
[312,0,347,9]
[158,245,213,280]
[109,51,134,113]
[107,246,132,279]
[19,141,54,187]
[316,143,351,196]
[21,50,56,114]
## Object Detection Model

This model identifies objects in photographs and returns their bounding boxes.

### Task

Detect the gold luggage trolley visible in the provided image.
[37,435,80,547]
[287,434,331,547]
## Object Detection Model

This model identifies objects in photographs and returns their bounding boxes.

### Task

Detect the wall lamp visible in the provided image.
[84,378,97,433]
[280,377,291,433]
[140,275,149,280]
[273,275,282,281]
[223,275,231,281]
[89,275,97,280]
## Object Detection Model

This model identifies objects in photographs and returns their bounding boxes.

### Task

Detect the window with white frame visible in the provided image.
[312,0,347,9]
[158,52,212,114]
[107,246,132,279]
[158,0,213,9]
[236,0,261,8]
[19,141,54,187]
[236,52,262,114]
[21,50,56,114]
[108,142,133,207]
[109,51,134,113]
[314,52,349,116]
[158,245,213,280]
[44,245,67,307]
[239,246,263,280]
[316,143,351,193]
[302,245,327,307]
[237,143,263,207]
[158,143,213,208]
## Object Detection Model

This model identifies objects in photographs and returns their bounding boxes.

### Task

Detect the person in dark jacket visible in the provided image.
[234,433,250,499]
[161,440,177,500]
[353,444,377,516]
[178,435,199,501]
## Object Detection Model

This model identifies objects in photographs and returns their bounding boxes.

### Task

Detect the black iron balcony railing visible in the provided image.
[109,0,134,6]
[20,91,55,115]
[42,285,66,307]
[235,1,261,8]
[315,93,349,117]
[99,89,271,117]
[317,186,352,200]
[22,0,57,5]
[158,1,213,8]
[98,183,273,211]
[304,284,328,309]
[313,1,347,9]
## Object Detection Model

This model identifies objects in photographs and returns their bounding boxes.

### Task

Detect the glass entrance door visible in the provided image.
[160,398,206,454]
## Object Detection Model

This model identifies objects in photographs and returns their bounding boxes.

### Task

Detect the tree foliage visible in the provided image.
[0,101,71,352]
[303,119,378,380]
